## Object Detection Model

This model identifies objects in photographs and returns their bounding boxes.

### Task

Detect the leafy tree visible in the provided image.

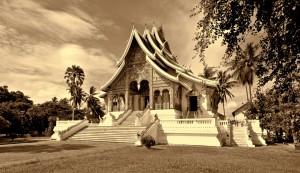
[0,116,11,131]
[217,70,238,117]
[228,42,259,102]
[246,87,300,143]
[0,102,32,135]
[64,65,85,120]
[191,0,300,97]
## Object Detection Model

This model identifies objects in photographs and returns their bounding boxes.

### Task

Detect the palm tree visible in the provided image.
[51,97,58,103]
[217,70,238,117]
[228,43,259,102]
[199,64,217,80]
[85,86,103,119]
[64,65,85,120]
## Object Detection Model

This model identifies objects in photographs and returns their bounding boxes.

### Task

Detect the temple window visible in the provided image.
[112,96,118,112]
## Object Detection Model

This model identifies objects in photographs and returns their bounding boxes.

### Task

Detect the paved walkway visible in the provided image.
[0,139,130,168]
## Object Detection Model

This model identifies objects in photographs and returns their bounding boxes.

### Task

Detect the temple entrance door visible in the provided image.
[143,96,149,109]
[189,96,198,111]
[129,80,149,111]
[132,95,140,111]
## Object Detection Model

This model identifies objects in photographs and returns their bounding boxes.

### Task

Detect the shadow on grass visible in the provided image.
[0,144,95,154]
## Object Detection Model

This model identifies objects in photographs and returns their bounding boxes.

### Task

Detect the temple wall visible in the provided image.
[151,69,176,109]
[179,77,214,118]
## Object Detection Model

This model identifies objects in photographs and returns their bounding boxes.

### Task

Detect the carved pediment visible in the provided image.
[127,45,146,65]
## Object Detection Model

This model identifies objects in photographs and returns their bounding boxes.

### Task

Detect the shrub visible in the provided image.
[141,135,155,149]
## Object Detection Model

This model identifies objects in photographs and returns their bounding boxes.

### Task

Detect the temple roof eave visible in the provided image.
[146,56,191,91]
[152,26,174,58]
[145,30,185,73]
[100,61,125,92]
[117,28,167,69]
[176,70,218,87]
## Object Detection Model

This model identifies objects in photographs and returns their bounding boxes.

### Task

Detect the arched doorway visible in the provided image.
[140,80,149,109]
[112,95,118,112]
[186,86,202,118]
[154,90,161,109]
[162,89,170,109]
[129,80,149,111]
[119,93,125,111]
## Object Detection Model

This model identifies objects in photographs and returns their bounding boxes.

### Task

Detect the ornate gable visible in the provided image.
[125,40,146,66]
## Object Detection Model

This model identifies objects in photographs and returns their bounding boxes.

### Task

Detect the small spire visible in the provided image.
[144,22,147,30]
[132,21,135,29]
[152,21,155,27]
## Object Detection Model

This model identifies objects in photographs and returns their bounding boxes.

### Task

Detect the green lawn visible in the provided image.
[0,140,299,173]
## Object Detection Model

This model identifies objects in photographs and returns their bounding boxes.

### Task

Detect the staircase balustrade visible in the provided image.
[159,118,217,134]
[113,109,133,126]
[136,105,152,126]
[136,115,159,146]
[51,120,89,141]
[160,118,215,126]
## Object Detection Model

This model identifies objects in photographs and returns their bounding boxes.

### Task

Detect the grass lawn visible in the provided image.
[0,140,299,173]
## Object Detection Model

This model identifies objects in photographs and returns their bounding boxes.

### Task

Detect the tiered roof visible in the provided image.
[101,25,218,92]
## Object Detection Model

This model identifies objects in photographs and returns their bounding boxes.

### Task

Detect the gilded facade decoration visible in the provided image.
[129,46,145,64]
[128,65,150,82]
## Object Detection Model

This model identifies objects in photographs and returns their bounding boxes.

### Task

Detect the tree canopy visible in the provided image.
[192,0,300,94]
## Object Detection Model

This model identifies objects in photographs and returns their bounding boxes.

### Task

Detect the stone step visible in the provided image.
[119,111,142,126]
[70,137,137,143]
[69,124,146,143]
[70,136,137,141]
[69,138,137,143]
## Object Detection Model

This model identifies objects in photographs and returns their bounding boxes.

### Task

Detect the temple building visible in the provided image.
[100,25,219,119]
[52,25,266,147]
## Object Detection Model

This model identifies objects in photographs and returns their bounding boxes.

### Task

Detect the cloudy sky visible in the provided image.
[0,0,250,115]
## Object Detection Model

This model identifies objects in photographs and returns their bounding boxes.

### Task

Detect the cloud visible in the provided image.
[0,0,114,42]
[225,101,238,109]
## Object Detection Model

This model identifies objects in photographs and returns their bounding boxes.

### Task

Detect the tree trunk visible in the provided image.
[223,102,226,118]
[249,84,252,102]
[72,106,75,120]
[245,85,249,102]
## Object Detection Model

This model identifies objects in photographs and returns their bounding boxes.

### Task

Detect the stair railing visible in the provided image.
[136,104,150,118]
[113,109,133,126]
[136,114,159,145]
[136,105,153,126]
[52,119,89,141]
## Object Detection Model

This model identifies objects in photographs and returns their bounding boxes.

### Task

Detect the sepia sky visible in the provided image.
[0,0,251,115]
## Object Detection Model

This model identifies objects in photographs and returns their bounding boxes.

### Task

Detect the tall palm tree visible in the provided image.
[199,64,217,80]
[228,43,259,102]
[64,65,85,120]
[217,70,238,117]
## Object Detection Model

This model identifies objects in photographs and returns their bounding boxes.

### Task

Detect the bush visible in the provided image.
[141,135,155,149]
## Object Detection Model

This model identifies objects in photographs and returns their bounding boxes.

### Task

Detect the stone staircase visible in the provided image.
[232,126,249,147]
[118,111,142,126]
[69,111,146,143]
[69,125,144,143]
